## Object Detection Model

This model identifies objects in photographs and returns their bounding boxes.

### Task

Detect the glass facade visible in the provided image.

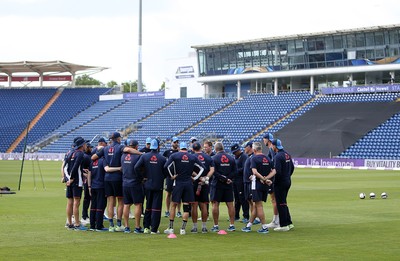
[195,26,400,77]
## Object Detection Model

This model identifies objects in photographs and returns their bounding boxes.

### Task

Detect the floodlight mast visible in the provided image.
[138,0,143,92]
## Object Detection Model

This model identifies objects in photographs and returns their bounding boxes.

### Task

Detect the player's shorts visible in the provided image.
[252,185,269,202]
[210,186,234,203]
[123,185,144,205]
[193,182,210,203]
[172,182,194,203]
[105,180,123,198]
[244,183,253,201]
[165,177,174,192]
[66,184,83,199]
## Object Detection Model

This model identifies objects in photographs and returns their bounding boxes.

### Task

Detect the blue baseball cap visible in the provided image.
[272,139,284,150]
[230,143,240,153]
[245,141,253,148]
[180,142,188,150]
[150,139,158,150]
[146,137,152,144]
[98,137,107,143]
[263,133,273,141]
[111,132,121,140]
[172,136,179,142]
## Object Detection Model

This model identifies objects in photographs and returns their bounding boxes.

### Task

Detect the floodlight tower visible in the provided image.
[138,0,143,92]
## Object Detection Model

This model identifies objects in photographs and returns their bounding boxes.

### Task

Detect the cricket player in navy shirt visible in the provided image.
[243,142,274,234]
[88,146,119,231]
[191,142,214,233]
[164,142,205,235]
[81,141,93,226]
[121,139,143,233]
[210,142,237,232]
[91,132,141,232]
[140,137,152,153]
[65,137,87,231]
[230,143,249,223]
[266,139,295,232]
[162,136,182,218]
[135,139,167,234]
[262,133,279,228]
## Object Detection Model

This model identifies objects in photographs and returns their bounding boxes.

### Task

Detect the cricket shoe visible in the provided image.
[164,228,174,234]
[210,225,219,232]
[190,227,198,233]
[257,227,269,234]
[241,226,251,232]
[176,212,182,218]
[180,229,186,235]
[115,225,125,232]
[266,222,280,229]
[108,226,115,232]
[227,225,236,232]
[74,224,88,231]
[288,224,295,230]
[150,230,160,234]
[274,226,290,232]
[80,218,90,226]
[201,227,208,233]
[143,228,151,234]
[124,227,132,233]
[133,227,144,234]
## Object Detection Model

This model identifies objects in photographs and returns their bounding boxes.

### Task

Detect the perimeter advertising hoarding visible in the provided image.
[321,84,400,95]
[123,91,165,99]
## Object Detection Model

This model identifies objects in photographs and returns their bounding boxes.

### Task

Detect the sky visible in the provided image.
[1,0,399,91]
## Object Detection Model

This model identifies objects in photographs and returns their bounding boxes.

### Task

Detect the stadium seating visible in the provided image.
[14,88,110,152]
[1,86,399,160]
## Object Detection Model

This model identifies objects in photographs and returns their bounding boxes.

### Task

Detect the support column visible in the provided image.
[39,73,43,87]
[237,80,241,100]
[348,74,353,87]
[310,76,314,95]
[8,73,11,87]
[274,78,278,96]
[390,71,395,84]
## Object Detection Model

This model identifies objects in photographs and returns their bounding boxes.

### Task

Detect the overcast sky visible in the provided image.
[1,0,399,90]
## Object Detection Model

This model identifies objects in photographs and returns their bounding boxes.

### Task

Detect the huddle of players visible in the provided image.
[63,132,294,234]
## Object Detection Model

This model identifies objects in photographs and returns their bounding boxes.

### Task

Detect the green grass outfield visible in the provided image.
[0,160,399,260]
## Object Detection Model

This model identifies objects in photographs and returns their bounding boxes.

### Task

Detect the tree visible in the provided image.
[74,74,103,86]
[121,80,146,93]
[159,81,166,91]
[107,80,118,87]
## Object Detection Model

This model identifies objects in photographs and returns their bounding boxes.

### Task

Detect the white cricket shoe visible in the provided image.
[274,226,290,232]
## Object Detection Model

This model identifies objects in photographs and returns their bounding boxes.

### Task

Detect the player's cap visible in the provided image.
[150,139,158,150]
[172,136,179,142]
[146,137,152,144]
[128,139,139,147]
[111,132,121,139]
[263,133,274,141]
[192,142,201,151]
[230,143,240,153]
[98,137,107,143]
[180,142,188,150]
[85,140,93,148]
[74,137,86,149]
[245,141,253,148]
[189,137,198,143]
[271,139,283,150]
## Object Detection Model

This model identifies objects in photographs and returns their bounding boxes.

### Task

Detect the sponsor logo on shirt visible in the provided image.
[150,155,158,164]
[181,154,189,163]
[220,155,230,166]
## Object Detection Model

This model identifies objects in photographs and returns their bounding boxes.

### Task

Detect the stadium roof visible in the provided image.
[0,60,108,76]
[191,24,400,48]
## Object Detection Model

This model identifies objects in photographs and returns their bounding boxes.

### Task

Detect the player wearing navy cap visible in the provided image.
[262,133,279,228]
[91,132,142,232]
[121,139,143,233]
[134,139,167,234]
[265,139,295,232]
[164,141,205,235]
[210,142,237,232]
[65,137,87,231]
[80,141,93,226]
[162,136,182,218]
[191,142,214,233]
[230,143,249,223]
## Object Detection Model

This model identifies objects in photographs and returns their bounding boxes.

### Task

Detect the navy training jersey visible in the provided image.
[163,149,179,159]
[273,149,295,184]
[96,141,125,181]
[234,152,248,178]
[212,151,237,189]
[165,151,204,184]
[194,152,214,185]
[121,152,142,187]
[90,157,105,189]
[250,154,273,190]
[243,153,254,184]
[68,149,85,187]
[134,151,167,191]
